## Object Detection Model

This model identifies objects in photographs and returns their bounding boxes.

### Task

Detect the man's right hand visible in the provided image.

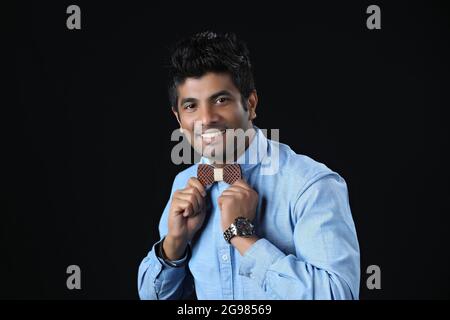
[163,177,207,261]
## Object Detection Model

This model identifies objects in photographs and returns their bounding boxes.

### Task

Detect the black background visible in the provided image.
[4,0,449,299]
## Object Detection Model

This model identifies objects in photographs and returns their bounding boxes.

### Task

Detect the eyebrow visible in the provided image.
[179,90,233,107]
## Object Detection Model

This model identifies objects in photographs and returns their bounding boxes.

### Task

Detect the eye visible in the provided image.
[216,97,229,104]
[183,104,196,111]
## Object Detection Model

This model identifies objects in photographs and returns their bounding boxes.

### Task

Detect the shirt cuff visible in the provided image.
[238,238,285,288]
[156,238,189,268]
[139,240,188,299]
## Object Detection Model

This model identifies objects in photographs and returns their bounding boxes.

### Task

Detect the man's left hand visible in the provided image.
[218,179,258,232]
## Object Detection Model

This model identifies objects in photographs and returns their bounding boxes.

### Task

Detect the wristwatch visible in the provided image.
[223,217,255,243]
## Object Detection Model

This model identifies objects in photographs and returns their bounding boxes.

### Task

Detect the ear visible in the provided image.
[247,90,258,121]
[172,107,182,126]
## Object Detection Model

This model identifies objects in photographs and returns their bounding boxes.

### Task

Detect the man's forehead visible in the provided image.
[177,73,238,100]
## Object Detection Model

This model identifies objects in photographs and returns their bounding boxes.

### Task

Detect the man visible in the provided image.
[138,31,360,299]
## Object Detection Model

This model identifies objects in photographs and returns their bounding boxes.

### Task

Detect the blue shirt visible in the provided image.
[138,127,360,300]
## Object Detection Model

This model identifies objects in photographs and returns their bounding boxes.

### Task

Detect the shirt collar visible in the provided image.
[199,126,268,173]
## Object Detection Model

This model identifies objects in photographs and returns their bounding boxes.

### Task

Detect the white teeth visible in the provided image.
[201,130,224,139]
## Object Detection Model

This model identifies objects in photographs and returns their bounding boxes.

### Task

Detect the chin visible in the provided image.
[202,149,225,162]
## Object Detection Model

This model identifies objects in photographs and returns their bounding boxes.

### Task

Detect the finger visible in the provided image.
[217,195,225,209]
[225,185,249,194]
[181,187,204,212]
[217,194,234,210]
[176,193,200,214]
[220,189,240,197]
[232,179,251,190]
[174,199,194,217]
[218,194,234,202]
[187,177,207,197]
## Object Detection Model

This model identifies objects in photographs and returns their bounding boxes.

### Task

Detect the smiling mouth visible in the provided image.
[198,129,226,144]
[201,129,225,138]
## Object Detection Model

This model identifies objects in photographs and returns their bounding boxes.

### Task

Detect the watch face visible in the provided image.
[235,218,254,236]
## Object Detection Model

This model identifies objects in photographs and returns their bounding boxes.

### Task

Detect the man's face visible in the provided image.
[173,72,257,162]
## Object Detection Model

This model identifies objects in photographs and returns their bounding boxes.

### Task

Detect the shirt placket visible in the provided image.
[214,182,234,299]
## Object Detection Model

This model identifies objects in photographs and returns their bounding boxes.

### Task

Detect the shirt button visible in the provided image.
[222,254,228,261]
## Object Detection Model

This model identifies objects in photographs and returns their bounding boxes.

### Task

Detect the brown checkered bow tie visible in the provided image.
[197,164,242,187]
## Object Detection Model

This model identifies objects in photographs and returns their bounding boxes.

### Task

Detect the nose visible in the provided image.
[199,105,219,126]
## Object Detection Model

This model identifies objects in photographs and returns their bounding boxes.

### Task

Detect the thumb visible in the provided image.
[217,196,223,209]
[233,177,249,187]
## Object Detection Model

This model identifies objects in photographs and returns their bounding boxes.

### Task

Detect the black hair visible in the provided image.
[168,31,255,111]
